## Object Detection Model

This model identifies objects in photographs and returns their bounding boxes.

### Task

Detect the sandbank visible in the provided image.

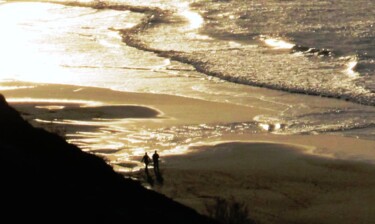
[3,82,265,127]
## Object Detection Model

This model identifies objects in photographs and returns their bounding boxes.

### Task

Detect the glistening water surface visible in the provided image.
[1,0,374,171]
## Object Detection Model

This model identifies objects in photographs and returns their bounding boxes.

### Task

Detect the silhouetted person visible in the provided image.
[152,150,160,174]
[141,152,151,172]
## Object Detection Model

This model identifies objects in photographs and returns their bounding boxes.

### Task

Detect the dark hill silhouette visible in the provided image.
[0,94,218,224]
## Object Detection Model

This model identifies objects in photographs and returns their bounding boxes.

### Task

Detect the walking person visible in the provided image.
[152,150,160,174]
[141,152,151,172]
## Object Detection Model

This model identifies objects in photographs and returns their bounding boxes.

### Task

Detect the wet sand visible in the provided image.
[2,82,375,223]
[152,141,375,224]
[3,82,265,127]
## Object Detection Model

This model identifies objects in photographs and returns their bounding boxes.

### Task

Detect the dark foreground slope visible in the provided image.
[0,94,217,224]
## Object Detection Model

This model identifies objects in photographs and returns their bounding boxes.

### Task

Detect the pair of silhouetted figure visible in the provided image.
[141,151,163,185]
[141,150,160,173]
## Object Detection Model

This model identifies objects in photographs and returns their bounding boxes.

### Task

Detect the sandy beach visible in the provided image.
[150,141,375,224]
[1,1,375,223]
[3,82,375,223]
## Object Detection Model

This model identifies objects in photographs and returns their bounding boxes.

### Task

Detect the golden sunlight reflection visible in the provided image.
[150,58,171,71]
[132,147,149,156]
[0,2,141,86]
[229,41,243,48]
[274,123,282,130]
[120,137,145,144]
[34,119,111,127]
[98,30,125,48]
[162,145,189,155]
[99,39,120,49]
[259,123,282,132]
[63,123,200,172]
[263,37,295,49]
[178,2,204,30]
[35,105,66,110]
[259,123,270,131]
[0,2,52,24]
[7,98,102,106]
[0,3,69,82]
[39,119,123,126]
[0,86,34,91]
[89,141,125,150]
[345,59,360,78]
[68,132,103,139]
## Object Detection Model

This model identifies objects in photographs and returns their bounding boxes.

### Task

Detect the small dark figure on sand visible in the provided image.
[141,152,151,171]
[152,150,160,173]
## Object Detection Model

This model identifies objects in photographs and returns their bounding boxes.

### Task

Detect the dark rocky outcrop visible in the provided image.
[0,94,217,224]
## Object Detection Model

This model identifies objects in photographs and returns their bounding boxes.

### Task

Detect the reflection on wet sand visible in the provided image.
[143,165,164,187]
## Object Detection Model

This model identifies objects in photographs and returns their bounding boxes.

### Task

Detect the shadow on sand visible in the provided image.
[144,167,164,187]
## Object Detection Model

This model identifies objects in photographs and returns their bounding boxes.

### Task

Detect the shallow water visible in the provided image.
[1,0,374,170]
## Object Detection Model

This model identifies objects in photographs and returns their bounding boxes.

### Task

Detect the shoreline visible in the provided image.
[2,82,375,164]
[2,82,375,223]
[0,94,218,224]
[1,1,374,222]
